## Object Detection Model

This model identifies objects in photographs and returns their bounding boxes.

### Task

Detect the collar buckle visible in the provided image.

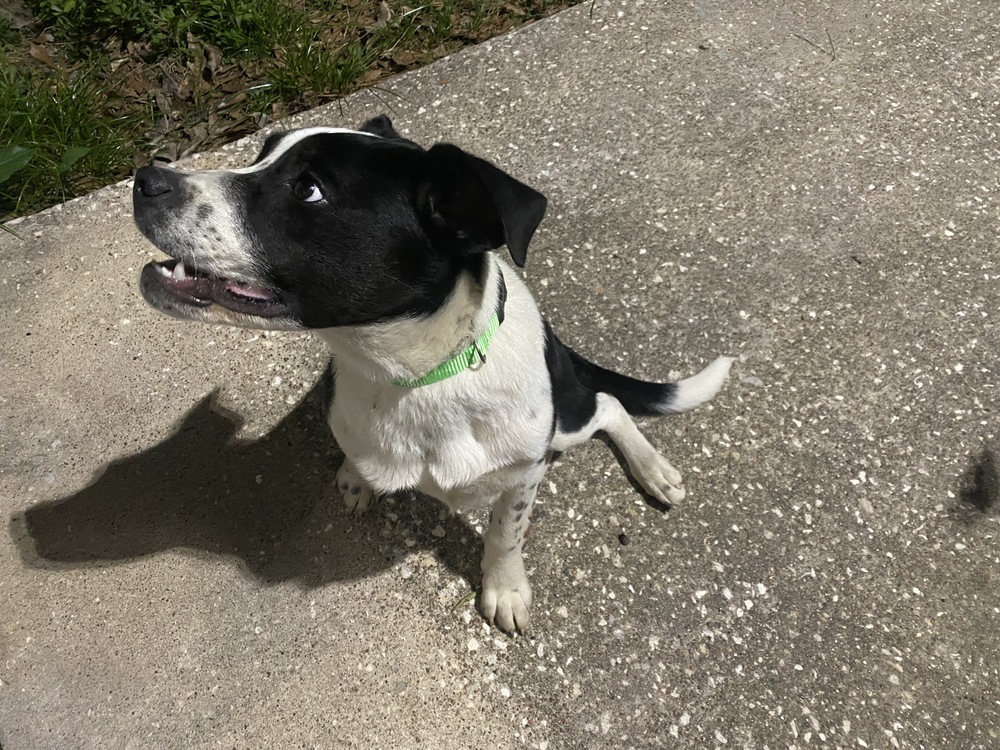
[391,269,505,388]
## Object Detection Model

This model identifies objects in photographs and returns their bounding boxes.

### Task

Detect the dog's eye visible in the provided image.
[291,175,325,204]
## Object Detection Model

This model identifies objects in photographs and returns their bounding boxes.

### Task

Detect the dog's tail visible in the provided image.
[567,348,735,417]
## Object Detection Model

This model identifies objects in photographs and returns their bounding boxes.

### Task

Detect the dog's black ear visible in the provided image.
[252,131,288,165]
[359,115,403,139]
[419,143,546,267]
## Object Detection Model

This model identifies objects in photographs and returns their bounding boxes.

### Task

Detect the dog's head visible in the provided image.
[133,116,547,330]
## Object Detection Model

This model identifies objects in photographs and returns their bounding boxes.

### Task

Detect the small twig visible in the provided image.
[450,589,477,614]
[365,87,400,116]
[1,224,25,240]
[355,84,414,121]
[792,33,825,55]
[793,30,835,61]
[368,84,414,106]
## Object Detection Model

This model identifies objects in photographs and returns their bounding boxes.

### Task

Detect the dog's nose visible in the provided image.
[134,165,177,199]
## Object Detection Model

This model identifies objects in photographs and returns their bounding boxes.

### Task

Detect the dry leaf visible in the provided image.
[203,44,224,78]
[225,91,247,107]
[154,90,172,115]
[29,42,59,70]
[373,1,391,28]
[147,115,173,143]
[120,68,152,99]
[390,50,421,66]
[153,141,181,163]
[183,123,210,156]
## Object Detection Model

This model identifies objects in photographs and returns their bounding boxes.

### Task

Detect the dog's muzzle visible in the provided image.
[133,165,296,326]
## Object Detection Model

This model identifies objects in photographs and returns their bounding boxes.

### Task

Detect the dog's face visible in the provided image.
[133,116,547,330]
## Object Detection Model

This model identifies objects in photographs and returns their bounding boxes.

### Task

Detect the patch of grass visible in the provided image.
[269,39,371,102]
[192,0,310,58]
[2,0,578,221]
[0,60,143,217]
[425,0,458,46]
[29,0,310,58]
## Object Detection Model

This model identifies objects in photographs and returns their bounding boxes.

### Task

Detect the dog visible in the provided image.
[132,115,733,633]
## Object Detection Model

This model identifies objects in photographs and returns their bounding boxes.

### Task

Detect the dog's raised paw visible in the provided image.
[632,451,686,507]
[336,462,377,516]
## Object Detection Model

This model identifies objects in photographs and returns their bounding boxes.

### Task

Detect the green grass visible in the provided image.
[425,0,458,46]
[2,0,577,221]
[29,0,309,58]
[268,39,371,103]
[0,62,144,217]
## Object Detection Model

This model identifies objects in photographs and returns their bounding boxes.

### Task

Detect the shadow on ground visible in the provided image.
[954,444,1000,524]
[10,380,481,589]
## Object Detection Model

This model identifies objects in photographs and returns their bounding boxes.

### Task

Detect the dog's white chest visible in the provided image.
[327,368,551,509]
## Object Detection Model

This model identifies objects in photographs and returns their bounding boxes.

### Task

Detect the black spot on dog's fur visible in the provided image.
[197,204,214,221]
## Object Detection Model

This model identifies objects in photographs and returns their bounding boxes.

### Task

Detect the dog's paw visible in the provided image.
[481,559,532,634]
[632,452,686,507]
[337,463,377,516]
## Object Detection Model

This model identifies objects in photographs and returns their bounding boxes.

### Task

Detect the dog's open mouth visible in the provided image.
[141,259,292,319]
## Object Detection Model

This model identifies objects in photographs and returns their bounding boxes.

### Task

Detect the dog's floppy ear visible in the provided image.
[359,115,403,139]
[419,143,547,267]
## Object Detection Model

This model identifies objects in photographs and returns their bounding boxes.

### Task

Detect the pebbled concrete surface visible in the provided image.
[2,1,999,748]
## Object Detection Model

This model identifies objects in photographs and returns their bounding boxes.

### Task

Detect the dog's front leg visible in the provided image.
[480,471,543,634]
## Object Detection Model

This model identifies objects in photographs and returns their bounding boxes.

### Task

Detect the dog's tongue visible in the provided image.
[224,280,277,300]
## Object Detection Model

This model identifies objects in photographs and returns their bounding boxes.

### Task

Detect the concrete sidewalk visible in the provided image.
[3,0,999,747]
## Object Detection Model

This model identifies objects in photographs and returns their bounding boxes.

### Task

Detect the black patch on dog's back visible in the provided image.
[543,322,597,434]
[566,346,676,417]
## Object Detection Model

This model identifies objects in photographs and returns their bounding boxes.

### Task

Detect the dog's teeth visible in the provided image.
[173,261,187,280]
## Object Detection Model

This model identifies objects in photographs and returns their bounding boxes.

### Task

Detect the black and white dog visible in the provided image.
[132,116,733,633]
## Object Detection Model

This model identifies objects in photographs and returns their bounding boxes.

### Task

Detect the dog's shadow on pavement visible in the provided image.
[10,380,483,590]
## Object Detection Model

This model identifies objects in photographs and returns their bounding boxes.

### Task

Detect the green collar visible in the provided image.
[392,273,507,388]
[392,314,501,388]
